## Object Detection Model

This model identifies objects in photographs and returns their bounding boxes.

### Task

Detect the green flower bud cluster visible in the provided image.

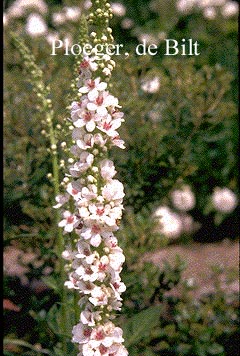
[11,32,60,163]
[87,0,115,79]
[70,15,90,99]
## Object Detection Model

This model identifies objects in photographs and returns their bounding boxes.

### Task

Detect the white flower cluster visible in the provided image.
[55,56,128,356]
[153,205,200,239]
[25,13,48,37]
[5,0,48,18]
[110,2,126,17]
[171,185,196,212]
[141,76,161,94]
[212,187,238,213]
[153,186,198,239]
[176,0,239,19]
[52,6,82,25]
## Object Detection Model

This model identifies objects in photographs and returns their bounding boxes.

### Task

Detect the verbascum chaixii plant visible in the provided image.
[11,1,128,355]
[54,2,128,355]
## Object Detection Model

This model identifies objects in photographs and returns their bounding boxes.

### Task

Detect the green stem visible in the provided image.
[47,111,68,352]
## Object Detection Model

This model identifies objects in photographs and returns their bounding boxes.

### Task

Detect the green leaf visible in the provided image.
[176,343,192,354]
[42,275,61,293]
[158,341,170,350]
[46,303,74,339]
[123,305,162,347]
[142,347,156,356]
[207,343,224,355]
[3,338,52,355]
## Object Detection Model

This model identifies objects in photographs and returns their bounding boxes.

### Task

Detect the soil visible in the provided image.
[144,239,239,298]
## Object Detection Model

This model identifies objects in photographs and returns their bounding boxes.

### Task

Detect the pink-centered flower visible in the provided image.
[57,55,128,355]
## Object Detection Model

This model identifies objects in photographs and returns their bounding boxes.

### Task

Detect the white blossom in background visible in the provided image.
[111,2,126,16]
[6,0,48,18]
[212,187,238,213]
[221,1,239,17]
[64,6,81,22]
[52,12,67,25]
[203,6,217,18]
[3,13,8,26]
[176,0,197,13]
[121,18,134,29]
[25,13,48,37]
[198,0,226,7]
[46,32,60,46]
[138,33,160,45]
[180,213,201,234]
[141,77,161,94]
[56,56,128,356]
[83,0,93,10]
[154,206,183,239]
[176,0,238,16]
[171,185,196,212]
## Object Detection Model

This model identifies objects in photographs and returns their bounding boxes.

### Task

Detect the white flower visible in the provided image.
[171,185,196,211]
[176,0,196,13]
[212,187,238,213]
[100,159,117,180]
[111,2,126,16]
[87,92,119,116]
[72,323,92,344]
[111,136,126,149]
[141,77,161,94]
[76,241,94,262]
[3,13,8,26]
[7,0,48,18]
[53,194,69,208]
[221,2,239,17]
[69,152,94,176]
[108,249,125,271]
[80,310,101,326]
[59,211,79,233]
[25,13,48,37]
[110,280,126,295]
[102,180,125,201]
[79,57,98,73]
[52,12,66,25]
[83,0,92,10]
[81,224,102,247]
[180,213,200,234]
[138,33,159,45]
[64,6,81,21]
[203,6,216,19]
[79,78,107,98]
[75,264,99,283]
[121,18,134,29]
[89,286,109,306]
[97,117,123,137]
[154,206,182,239]
[62,248,76,260]
[108,343,128,356]
[66,181,82,200]
[46,32,59,45]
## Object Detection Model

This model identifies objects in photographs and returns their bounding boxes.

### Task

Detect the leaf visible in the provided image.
[176,343,192,354]
[41,275,61,293]
[3,339,52,355]
[46,303,75,338]
[207,343,224,355]
[123,305,162,347]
